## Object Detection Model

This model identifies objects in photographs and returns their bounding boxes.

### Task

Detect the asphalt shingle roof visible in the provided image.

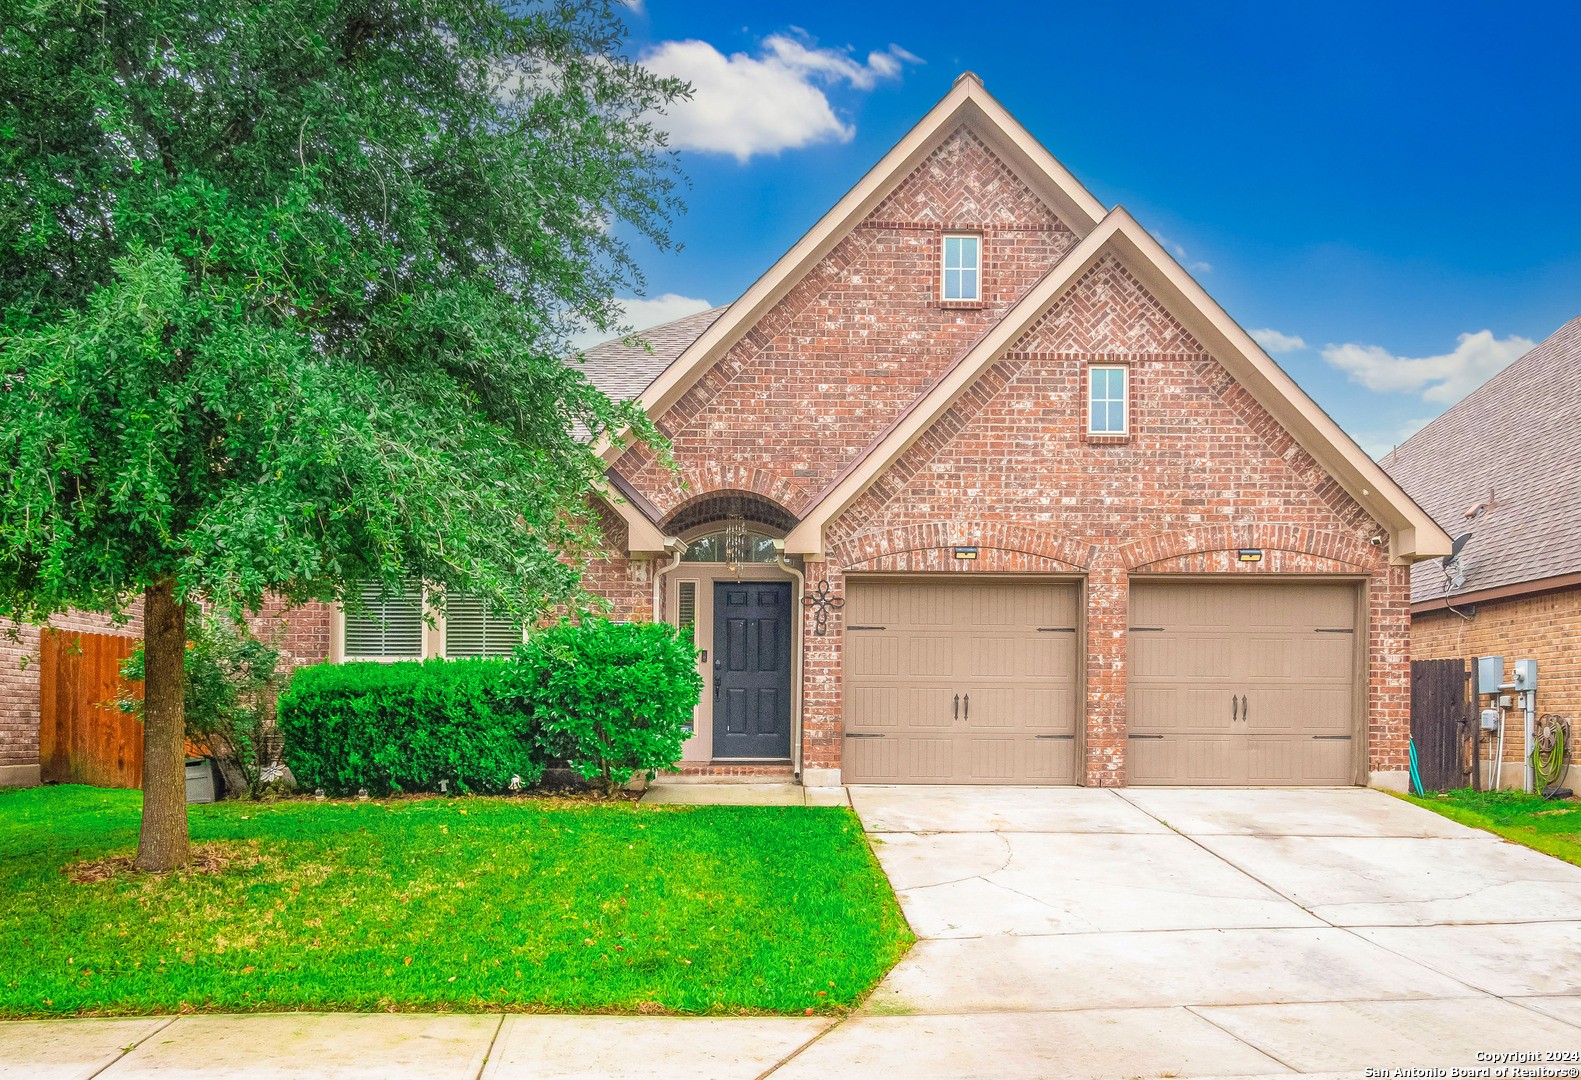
[1381,314,1581,603]
[572,305,729,401]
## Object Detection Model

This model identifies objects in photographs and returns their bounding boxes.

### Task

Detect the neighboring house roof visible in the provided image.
[1381,314,1581,606]
[575,306,729,401]
[599,72,1452,562]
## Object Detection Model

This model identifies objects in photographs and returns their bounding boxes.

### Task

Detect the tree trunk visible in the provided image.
[135,579,189,871]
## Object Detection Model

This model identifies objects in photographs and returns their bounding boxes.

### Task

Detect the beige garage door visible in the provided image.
[1127,581,1360,786]
[843,579,1079,784]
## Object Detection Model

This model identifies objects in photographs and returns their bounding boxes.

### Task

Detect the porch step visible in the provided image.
[656,762,796,785]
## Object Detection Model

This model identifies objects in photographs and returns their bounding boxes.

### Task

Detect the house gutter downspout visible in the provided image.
[652,538,687,624]
[773,539,806,783]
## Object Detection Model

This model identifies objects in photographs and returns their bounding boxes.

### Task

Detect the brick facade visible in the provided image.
[592,117,1412,787]
[1414,587,1581,773]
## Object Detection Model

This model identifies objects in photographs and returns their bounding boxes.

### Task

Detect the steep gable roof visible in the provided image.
[593,72,1106,461]
[783,208,1452,564]
[597,74,1451,564]
[1382,314,1581,603]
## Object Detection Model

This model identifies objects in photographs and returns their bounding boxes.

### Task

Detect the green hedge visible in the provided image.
[277,658,540,796]
[513,619,703,793]
[277,619,701,796]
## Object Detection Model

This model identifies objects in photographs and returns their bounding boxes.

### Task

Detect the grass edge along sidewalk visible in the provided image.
[0,785,912,1018]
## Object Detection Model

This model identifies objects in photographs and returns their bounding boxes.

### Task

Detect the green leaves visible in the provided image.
[516,618,704,792]
[0,0,687,625]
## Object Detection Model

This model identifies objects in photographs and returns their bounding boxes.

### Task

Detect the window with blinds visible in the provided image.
[678,581,696,733]
[444,595,521,658]
[343,582,424,659]
[677,581,697,644]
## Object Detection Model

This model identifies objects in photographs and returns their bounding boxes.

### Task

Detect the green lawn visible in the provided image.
[0,785,911,1018]
[1403,788,1581,866]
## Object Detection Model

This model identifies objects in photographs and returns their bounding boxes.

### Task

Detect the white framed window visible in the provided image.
[443,595,521,658]
[1088,364,1129,435]
[343,581,424,660]
[942,234,981,301]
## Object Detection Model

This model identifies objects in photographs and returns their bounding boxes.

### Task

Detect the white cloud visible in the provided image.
[1251,328,1307,354]
[642,35,921,162]
[1152,231,1210,273]
[1320,330,1534,405]
[569,293,713,350]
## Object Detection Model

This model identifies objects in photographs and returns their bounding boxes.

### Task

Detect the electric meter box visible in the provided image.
[1514,659,1538,691]
[1476,656,1505,695]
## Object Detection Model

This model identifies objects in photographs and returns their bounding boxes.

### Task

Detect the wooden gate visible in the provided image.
[38,630,144,788]
[1410,658,1468,792]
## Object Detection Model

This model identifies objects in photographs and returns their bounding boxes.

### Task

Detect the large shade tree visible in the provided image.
[0,0,685,868]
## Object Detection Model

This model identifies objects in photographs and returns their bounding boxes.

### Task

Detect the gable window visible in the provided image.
[1088,364,1129,435]
[942,234,981,301]
[344,582,424,660]
[443,595,521,658]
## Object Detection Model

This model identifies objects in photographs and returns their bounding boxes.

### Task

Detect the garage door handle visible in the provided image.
[846,732,885,739]
[1127,734,1163,740]
[963,694,969,721]
[848,625,886,631]
[1036,734,1075,740]
[1241,695,1248,722]
[953,694,959,721]
[1232,695,1238,722]
[1312,735,1352,740]
[1037,627,1076,633]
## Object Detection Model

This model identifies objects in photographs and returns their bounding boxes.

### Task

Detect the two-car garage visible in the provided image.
[841,576,1362,787]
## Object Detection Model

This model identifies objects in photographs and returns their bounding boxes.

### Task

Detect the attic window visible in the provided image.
[942,234,981,301]
[1088,364,1129,435]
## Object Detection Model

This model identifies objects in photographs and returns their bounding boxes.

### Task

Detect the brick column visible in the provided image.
[799,561,844,786]
[1085,558,1128,786]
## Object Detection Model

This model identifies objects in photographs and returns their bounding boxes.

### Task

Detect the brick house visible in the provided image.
[1382,314,1581,789]
[1,74,1453,791]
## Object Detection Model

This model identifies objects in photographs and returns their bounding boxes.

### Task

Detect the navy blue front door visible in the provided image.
[712,582,793,758]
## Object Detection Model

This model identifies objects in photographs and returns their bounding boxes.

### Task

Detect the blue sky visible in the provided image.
[596,1,1581,458]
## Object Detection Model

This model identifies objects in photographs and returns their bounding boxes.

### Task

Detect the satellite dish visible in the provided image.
[1442,532,1471,567]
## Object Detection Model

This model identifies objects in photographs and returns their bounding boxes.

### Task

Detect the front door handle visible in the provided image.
[713,658,722,700]
[1232,695,1238,722]
[953,694,959,721]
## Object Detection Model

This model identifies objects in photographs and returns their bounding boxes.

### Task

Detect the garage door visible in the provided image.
[1127,581,1359,786]
[843,579,1079,784]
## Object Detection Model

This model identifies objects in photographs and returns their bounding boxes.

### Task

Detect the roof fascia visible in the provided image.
[783,212,1124,557]
[594,475,667,556]
[594,75,1107,463]
[1096,215,1452,563]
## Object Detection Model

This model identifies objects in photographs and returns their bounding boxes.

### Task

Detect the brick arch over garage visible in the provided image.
[1121,525,1383,574]
[832,521,1095,573]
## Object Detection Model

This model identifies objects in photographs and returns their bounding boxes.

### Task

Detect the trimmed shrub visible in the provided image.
[277,658,541,796]
[514,618,701,794]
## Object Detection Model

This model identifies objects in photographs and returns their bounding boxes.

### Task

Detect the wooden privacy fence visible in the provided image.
[39,630,144,789]
[1410,658,1468,792]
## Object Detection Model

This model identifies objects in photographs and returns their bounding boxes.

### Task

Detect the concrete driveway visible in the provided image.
[771,786,1581,1078]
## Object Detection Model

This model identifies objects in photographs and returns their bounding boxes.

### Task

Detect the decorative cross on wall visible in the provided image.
[803,578,844,636]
